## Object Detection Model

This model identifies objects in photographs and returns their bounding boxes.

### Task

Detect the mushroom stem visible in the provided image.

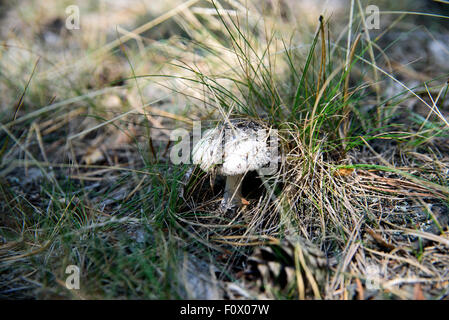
[221,174,243,210]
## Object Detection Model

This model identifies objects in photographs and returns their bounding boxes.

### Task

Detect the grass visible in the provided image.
[1,0,449,299]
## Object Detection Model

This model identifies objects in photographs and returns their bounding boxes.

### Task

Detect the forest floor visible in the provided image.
[1,0,449,299]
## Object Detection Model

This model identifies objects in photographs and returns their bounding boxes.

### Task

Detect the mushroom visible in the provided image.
[192,119,272,211]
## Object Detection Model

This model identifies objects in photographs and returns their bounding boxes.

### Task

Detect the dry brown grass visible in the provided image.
[1,0,448,300]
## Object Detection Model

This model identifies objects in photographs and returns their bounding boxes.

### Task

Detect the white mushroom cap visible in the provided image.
[192,120,272,176]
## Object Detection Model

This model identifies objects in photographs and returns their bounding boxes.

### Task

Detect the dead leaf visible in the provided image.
[101,94,122,108]
[413,283,425,300]
[355,278,364,300]
[334,168,354,177]
[82,147,104,165]
[365,227,396,251]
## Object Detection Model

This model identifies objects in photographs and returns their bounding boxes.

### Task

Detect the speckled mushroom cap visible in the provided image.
[192,119,272,176]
